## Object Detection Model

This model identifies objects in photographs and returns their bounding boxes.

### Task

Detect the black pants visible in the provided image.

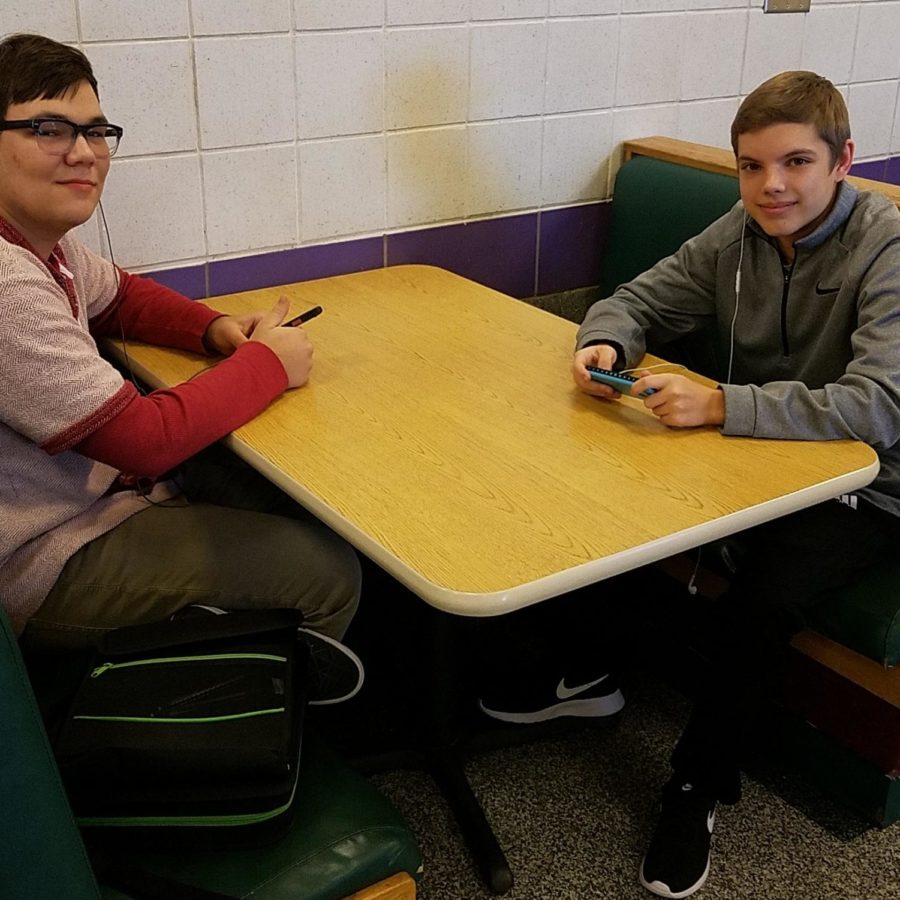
[671,497,900,803]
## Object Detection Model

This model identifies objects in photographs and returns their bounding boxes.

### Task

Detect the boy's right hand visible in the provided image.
[249,296,314,388]
[572,344,620,398]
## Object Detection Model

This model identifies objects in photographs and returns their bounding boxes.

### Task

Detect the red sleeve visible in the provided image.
[69,342,288,478]
[89,270,222,354]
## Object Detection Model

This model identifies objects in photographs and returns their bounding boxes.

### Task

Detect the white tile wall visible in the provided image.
[0,0,78,41]
[10,0,894,272]
[847,81,900,160]
[469,23,547,119]
[893,91,900,155]
[681,11,746,101]
[742,8,804,93]
[622,0,685,13]
[101,155,205,268]
[545,18,618,114]
[297,31,384,138]
[294,0,383,30]
[78,0,189,41]
[612,103,679,148]
[195,36,295,149]
[472,0,549,19]
[542,111,614,204]
[616,14,684,107]
[88,42,197,157]
[202,146,297,255]
[851,2,900,84]
[549,0,620,13]
[386,26,468,129]
[389,0,469,26]
[192,0,291,36]
[800,4,858,87]
[678,97,739,149]
[387,127,467,226]
[299,135,386,241]
[686,0,745,9]
[467,119,543,215]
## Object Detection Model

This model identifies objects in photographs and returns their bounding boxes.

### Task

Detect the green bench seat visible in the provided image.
[0,607,422,900]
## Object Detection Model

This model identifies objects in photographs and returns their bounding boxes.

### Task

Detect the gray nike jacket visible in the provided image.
[576,180,900,517]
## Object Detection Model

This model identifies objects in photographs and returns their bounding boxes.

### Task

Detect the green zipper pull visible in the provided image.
[91,662,114,678]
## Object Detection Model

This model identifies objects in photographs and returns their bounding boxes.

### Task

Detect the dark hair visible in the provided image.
[731,71,850,168]
[0,33,99,119]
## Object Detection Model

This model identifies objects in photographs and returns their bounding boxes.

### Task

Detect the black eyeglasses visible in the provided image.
[0,117,124,157]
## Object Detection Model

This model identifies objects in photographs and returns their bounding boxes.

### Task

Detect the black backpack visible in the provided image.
[53,608,309,852]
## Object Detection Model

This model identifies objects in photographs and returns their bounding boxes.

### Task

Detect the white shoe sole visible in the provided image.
[478,688,625,724]
[639,857,710,899]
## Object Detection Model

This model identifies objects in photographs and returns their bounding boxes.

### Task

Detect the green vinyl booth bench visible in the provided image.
[601,136,900,827]
[0,607,422,900]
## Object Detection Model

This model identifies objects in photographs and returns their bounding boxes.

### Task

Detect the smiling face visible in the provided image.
[736,122,854,262]
[0,80,110,260]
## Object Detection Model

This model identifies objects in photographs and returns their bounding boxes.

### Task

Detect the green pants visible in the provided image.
[22,446,360,651]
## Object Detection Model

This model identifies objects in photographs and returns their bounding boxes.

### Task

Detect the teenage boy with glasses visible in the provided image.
[573,71,900,897]
[0,33,362,701]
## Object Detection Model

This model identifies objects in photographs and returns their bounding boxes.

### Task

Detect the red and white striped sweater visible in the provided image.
[0,220,288,632]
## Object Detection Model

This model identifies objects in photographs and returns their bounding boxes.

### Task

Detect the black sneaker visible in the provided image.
[477,671,624,724]
[639,780,717,898]
[170,605,364,706]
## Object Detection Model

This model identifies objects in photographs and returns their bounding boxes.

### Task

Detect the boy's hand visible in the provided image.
[203,311,266,356]
[572,345,621,398]
[248,296,314,389]
[631,371,725,427]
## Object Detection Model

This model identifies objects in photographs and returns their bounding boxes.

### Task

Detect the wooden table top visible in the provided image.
[114,265,879,615]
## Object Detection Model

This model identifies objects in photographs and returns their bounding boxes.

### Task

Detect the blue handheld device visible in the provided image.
[586,366,657,397]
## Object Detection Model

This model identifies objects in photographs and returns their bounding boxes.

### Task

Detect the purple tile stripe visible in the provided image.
[537,203,610,295]
[207,237,383,297]
[851,155,900,186]
[143,263,206,300]
[386,214,538,299]
[145,205,616,303]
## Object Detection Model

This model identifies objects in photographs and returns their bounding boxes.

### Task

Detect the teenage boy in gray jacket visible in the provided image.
[573,71,900,898]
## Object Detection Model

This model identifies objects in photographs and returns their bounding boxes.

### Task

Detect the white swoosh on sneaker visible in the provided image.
[707,809,716,833]
[555,673,609,700]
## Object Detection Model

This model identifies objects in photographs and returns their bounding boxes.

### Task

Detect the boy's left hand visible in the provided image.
[203,312,267,355]
[630,371,725,427]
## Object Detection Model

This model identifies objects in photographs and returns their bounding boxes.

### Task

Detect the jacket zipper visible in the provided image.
[780,256,796,357]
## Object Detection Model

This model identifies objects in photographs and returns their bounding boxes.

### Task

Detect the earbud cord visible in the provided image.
[687,546,702,596]
[97,200,141,394]
[619,363,687,376]
[727,214,748,384]
[96,202,183,503]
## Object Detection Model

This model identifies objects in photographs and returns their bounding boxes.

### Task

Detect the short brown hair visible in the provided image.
[731,71,850,167]
[0,33,99,120]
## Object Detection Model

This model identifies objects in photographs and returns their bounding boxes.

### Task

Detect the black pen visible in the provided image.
[283,305,323,327]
